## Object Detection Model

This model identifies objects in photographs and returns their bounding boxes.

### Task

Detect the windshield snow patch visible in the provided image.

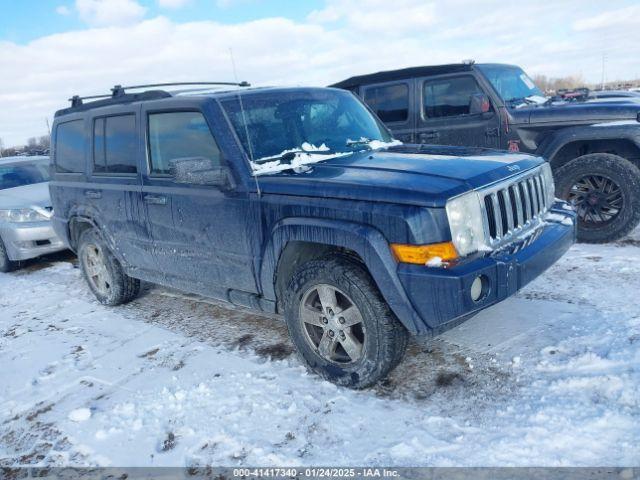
[251,139,402,176]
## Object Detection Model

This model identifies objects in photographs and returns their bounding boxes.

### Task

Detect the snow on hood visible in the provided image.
[514,95,549,108]
[251,140,402,176]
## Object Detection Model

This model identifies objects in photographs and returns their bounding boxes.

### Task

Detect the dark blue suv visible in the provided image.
[49,83,576,388]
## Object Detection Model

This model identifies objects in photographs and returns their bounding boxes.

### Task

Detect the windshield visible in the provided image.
[221,89,394,173]
[478,65,544,106]
[0,159,50,191]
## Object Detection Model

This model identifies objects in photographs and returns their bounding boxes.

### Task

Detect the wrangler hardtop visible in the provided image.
[333,62,640,243]
[49,81,575,388]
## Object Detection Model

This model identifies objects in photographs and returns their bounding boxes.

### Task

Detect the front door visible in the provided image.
[416,73,500,148]
[141,108,259,295]
[360,80,415,143]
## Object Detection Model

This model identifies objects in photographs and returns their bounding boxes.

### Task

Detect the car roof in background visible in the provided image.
[589,90,640,97]
[328,63,515,89]
[0,156,49,166]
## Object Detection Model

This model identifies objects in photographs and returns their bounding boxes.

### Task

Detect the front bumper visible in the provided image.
[1,221,66,261]
[396,203,576,334]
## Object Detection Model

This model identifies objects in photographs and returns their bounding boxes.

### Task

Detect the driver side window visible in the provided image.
[423,76,486,118]
[148,111,222,175]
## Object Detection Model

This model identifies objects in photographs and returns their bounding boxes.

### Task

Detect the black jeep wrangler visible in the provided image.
[332,62,640,243]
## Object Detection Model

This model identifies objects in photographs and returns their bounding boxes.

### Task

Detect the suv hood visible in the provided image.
[0,182,52,210]
[256,145,543,207]
[511,102,640,126]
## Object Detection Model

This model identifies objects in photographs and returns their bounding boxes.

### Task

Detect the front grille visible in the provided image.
[480,168,550,246]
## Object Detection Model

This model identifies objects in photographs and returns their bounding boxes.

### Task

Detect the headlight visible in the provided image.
[540,162,555,206]
[445,191,487,257]
[0,208,49,223]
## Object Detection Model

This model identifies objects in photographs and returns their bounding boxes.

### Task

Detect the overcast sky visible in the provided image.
[1,0,639,147]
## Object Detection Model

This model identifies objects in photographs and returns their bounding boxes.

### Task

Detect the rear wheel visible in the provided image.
[555,153,640,243]
[78,228,140,305]
[284,255,408,389]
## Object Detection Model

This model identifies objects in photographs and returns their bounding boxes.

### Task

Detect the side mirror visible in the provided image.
[169,157,235,189]
[469,93,491,115]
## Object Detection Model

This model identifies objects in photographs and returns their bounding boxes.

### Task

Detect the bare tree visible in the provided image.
[532,74,586,94]
[38,135,50,149]
[0,137,4,157]
[27,137,37,148]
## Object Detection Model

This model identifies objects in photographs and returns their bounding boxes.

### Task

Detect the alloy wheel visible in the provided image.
[568,174,623,226]
[299,284,366,364]
[82,243,112,296]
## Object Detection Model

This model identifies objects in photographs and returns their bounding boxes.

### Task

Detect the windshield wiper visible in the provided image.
[346,137,373,148]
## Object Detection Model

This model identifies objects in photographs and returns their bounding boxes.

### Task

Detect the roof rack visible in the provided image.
[68,81,250,107]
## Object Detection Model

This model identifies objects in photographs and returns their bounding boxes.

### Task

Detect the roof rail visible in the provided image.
[69,81,250,107]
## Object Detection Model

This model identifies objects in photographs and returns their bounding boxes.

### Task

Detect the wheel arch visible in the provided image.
[259,217,428,335]
[540,128,640,170]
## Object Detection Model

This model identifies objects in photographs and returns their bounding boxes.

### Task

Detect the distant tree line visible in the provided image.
[532,74,587,94]
[532,74,640,94]
[0,135,50,158]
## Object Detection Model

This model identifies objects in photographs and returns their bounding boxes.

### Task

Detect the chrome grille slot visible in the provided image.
[480,167,550,247]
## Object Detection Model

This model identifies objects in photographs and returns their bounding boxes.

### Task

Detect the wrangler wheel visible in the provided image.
[555,153,640,243]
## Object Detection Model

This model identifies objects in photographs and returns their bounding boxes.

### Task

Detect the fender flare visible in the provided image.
[259,217,429,335]
[66,206,120,260]
[536,125,640,167]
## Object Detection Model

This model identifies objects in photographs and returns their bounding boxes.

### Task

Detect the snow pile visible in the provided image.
[0,228,638,467]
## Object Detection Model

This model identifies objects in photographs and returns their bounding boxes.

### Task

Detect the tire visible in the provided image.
[283,255,408,389]
[78,228,140,305]
[554,153,640,243]
[0,237,17,273]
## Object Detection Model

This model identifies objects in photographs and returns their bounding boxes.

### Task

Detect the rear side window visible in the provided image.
[423,76,485,118]
[55,120,85,173]
[93,114,138,174]
[147,111,222,175]
[363,83,409,123]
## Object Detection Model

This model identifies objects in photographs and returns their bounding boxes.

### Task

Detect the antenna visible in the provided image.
[229,47,261,195]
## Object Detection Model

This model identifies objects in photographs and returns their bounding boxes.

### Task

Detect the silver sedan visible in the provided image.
[0,156,66,272]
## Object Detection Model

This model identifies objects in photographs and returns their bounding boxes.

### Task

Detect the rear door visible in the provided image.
[86,108,152,269]
[417,73,500,148]
[360,80,416,143]
[141,105,259,295]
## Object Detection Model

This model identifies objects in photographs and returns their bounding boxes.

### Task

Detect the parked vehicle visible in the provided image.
[50,83,575,388]
[0,156,66,272]
[588,90,640,104]
[332,62,640,243]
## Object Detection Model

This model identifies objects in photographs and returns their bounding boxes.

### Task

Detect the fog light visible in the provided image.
[470,275,486,302]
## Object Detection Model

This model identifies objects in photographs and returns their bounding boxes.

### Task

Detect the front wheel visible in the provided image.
[555,153,640,243]
[0,237,17,273]
[283,255,408,389]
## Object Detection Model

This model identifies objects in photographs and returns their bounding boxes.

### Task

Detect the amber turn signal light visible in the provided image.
[390,242,459,265]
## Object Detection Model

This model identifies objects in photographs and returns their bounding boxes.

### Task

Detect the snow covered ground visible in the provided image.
[0,230,639,468]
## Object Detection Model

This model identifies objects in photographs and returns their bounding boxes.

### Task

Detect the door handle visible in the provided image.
[84,190,102,199]
[419,131,440,142]
[143,194,167,205]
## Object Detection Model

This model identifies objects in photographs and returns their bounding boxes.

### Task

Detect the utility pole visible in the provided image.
[600,52,607,90]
